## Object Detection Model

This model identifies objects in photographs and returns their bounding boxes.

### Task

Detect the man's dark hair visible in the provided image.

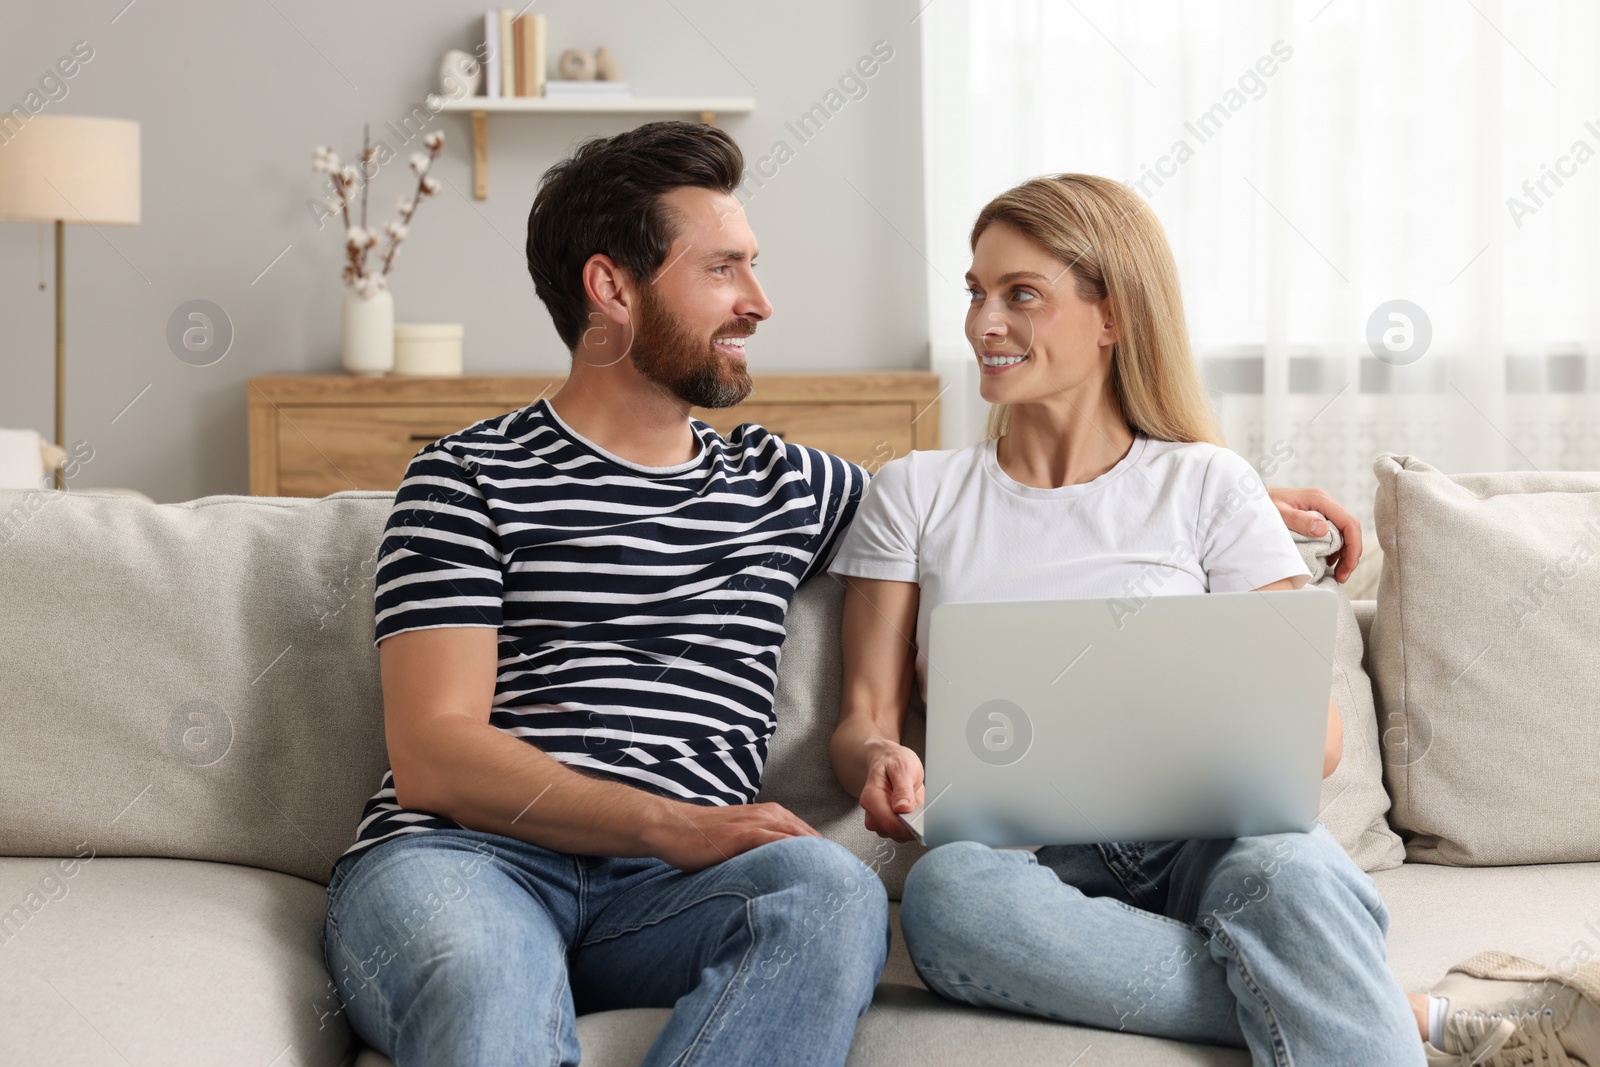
[526,120,744,350]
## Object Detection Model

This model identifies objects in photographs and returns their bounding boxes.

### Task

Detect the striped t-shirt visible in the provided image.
[338,396,867,865]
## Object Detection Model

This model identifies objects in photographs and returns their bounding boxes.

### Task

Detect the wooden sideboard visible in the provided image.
[247,373,944,497]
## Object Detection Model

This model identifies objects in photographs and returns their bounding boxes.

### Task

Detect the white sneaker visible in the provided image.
[1423,951,1600,1066]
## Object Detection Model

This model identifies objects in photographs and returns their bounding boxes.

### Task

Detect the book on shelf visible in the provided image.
[513,12,546,96]
[497,9,513,97]
[544,80,633,99]
[482,11,501,97]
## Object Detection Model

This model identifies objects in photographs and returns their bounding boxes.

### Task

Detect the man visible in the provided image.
[321,120,1367,1066]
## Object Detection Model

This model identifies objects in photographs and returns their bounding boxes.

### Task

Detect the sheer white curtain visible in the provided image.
[921,0,1600,541]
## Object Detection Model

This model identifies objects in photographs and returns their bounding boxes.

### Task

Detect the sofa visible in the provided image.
[2,459,1597,1066]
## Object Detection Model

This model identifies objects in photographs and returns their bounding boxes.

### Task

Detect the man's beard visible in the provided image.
[630,283,754,409]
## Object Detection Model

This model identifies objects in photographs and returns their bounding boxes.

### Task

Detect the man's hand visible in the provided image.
[649,801,821,873]
[1266,486,1364,583]
[858,740,925,842]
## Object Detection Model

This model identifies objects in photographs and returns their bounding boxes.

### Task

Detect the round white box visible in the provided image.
[391,323,464,376]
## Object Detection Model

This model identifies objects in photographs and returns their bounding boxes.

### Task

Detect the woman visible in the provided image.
[826,175,1588,1066]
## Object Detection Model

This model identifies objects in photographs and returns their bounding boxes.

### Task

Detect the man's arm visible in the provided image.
[1265,486,1364,583]
[380,627,820,872]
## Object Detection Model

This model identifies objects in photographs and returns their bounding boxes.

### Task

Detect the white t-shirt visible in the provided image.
[827,434,1311,703]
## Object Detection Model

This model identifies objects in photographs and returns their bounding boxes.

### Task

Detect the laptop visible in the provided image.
[898,589,1338,848]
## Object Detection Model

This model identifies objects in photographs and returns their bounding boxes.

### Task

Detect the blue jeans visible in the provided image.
[322,827,890,1067]
[899,823,1424,1067]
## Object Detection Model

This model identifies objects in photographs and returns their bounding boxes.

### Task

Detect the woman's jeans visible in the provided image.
[322,827,890,1067]
[899,823,1425,1067]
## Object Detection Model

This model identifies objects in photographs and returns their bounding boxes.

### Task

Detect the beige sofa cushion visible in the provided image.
[1294,525,1405,872]
[0,489,395,886]
[1371,454,1600,864]
[0,856,348,1067]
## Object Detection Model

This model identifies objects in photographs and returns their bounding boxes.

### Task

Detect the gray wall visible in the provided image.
[0,1,928,502]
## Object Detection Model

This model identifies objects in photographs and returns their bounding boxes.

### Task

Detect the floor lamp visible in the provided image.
[0,116,140,488]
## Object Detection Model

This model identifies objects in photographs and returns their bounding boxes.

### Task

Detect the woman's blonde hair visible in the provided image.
[972,174,1223,446]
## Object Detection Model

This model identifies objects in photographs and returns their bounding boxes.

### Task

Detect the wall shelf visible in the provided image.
[434,97,756,199]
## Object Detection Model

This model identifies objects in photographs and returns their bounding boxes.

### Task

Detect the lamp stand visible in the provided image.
[54,219,63,491]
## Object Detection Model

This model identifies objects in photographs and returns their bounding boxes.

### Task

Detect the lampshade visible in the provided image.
[0,115,139,225]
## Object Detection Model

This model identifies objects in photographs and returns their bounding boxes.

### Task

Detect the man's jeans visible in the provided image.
[322,827,890,1067]
[899,823,1425,1067]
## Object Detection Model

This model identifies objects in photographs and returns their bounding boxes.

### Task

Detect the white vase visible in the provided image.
[342,286,394,376]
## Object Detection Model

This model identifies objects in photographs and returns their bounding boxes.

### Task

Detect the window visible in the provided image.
[922,0,1600,539]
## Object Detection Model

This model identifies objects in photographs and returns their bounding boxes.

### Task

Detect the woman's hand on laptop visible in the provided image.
[1265,485,1364,583]
[832,574,926,840]
[858,739,926,842]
